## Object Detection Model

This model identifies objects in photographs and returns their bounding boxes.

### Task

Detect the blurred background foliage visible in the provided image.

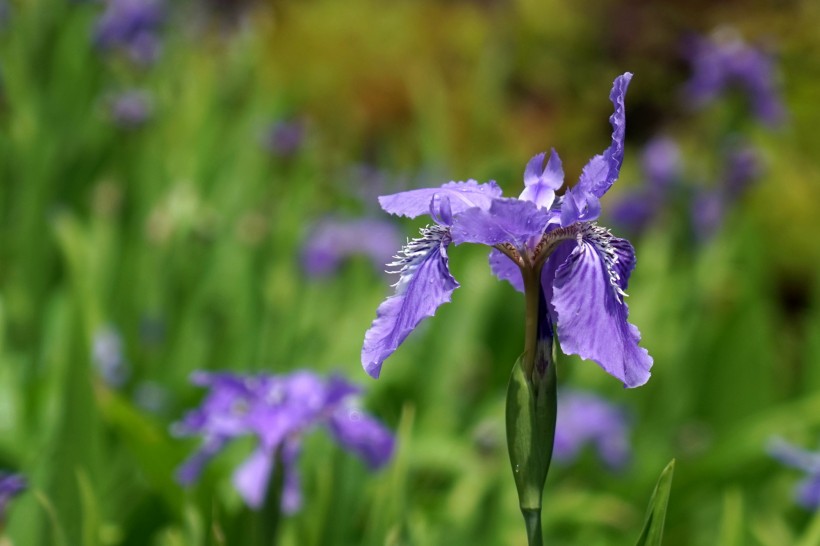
[1,0,820,544]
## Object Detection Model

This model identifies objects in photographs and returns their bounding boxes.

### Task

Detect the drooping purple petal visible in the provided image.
[378,180,503,219]
[327,405,395,468]
[175,436,229,485]
[450,198,551,247]
[233,448,274,509]
[362,226,458,377]
[488,248,524,292]
[519,149,564,209]
[561,73,632,226]
[547,226,652,387]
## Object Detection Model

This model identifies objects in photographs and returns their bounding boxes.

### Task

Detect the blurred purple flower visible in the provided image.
[690,189,724,240]
[173,371,394,513]
[768,437,820,509]
[608,191,657,235]
[93,0,164,65]
[107,90,152,128]
[262,120,305,158]
[684,29,785,126]
[722,144,761,198]
[302,218,403,278]
[553,389,631,469]
[608,137,680,235]
[0,472,26,521]
[642,137,682,192]
[92,326,130,387]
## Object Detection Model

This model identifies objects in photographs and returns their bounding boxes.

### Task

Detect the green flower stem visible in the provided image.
[522,267,542,382]
[506,264,557,546]
[522,508,543,546]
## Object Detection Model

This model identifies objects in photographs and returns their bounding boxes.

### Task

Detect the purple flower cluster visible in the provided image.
[301,218,402,278]
[362,73,654,388]
[609,138,761,239]
[0,472,25,521]
[93,0,165,65]
[768,438,820,510]
[553,390,631,469]
[173,371,395,513]
[684,29,785,126]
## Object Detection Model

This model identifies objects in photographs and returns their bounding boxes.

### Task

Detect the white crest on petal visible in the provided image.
[578,223,628,303]
[386,224,451,294]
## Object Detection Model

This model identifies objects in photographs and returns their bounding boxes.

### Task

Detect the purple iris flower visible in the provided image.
[92,326,130,387]
[553,389,631,469]
[302,218,403,278]
[262,120,305,158]
[608,137,681,235]
[107,90,153,128]
[93,0,164,65]
[722,143,761,199]
[641,137,682,192]
[684,29,785,126]
[173,371,394,513]
[362,73,653,388]
[0,472,26,522]
[768,438,820,510]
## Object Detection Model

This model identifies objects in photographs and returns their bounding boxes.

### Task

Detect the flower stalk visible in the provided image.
[507,266,558,546]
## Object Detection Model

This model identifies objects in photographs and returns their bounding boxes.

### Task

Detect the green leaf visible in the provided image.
[505,354,557,511]
[635,459,676,546]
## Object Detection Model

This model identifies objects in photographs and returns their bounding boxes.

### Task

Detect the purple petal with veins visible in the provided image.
[378,180,502,220]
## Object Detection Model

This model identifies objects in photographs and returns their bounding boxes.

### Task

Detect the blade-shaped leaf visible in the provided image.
[635,459,676,546]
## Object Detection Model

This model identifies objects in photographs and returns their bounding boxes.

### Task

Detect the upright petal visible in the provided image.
[548,224,652,387]
[450,198,551,247]
[520,149,564,209]
[561,73,632,225]
[362,225,459,377]
[378,180,503,219]
[327,405,395,468]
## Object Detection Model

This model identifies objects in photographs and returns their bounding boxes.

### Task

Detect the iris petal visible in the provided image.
[520,148,565,209]
[561,73,632,225]
[328,406,396,468]
[378,180,503,219]
[547,226,652,388]
[450,198,551,247]
[362,225,459,377]
[233,448,273,509]
[488,248,524,292]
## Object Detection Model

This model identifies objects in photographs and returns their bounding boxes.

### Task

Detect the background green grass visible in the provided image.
[1,0,820,544]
